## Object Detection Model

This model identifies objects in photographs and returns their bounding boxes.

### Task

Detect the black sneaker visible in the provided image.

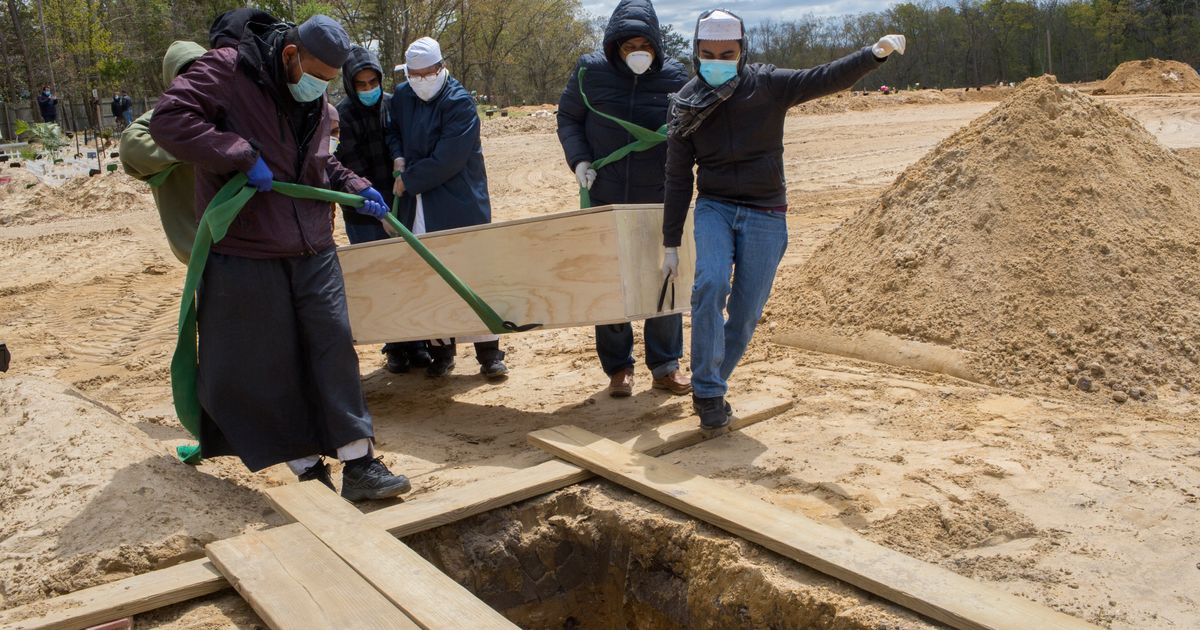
[692,395,733,432]
[409,347,433,368]
[384,348,411,374]
[480,359,509,380]
[297,459,335,492]
[340,457,412,502]
[427,356,455,377]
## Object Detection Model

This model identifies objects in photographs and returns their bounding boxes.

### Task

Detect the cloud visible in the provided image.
[582,0,895,33]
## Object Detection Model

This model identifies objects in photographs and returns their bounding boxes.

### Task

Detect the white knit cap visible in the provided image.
[697,10,742,41]
[405,37,443,71]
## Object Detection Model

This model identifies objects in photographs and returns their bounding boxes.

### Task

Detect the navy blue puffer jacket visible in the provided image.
[556,0,688,206]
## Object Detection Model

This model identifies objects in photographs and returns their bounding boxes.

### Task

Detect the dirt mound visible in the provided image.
[0,376,270,608]
[791,87,1011,116]
[480,114,557,138]
[0,171,151,226]
[774,76,1200,400]
[1095,58,1200,94]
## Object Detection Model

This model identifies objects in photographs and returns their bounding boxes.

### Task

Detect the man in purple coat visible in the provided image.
[151,14,410,502]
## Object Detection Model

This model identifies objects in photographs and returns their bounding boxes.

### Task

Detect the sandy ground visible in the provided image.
[1,95,1198,628]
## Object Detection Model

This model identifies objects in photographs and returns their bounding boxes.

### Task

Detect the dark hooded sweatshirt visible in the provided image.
[662,14,886,247]
[335,46,393,227]
[556,0,688,206]
[151,20,369,258]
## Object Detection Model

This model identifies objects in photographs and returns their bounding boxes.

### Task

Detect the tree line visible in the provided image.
[1,0,1199,126]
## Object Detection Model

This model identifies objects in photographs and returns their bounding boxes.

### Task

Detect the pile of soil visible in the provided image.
[480,114,557,138]
[791,87,1010,116]
[0,171,150,226]
[1094,58,1200,95]
[774,76,1200,400]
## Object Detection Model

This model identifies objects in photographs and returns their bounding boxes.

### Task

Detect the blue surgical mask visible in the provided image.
[287,56,329,103]
[358,86,382,107]
[699,59,739,87]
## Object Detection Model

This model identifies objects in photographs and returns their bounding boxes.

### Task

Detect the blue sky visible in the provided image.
[581,0,896,33]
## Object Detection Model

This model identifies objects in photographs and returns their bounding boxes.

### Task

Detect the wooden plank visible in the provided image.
[2,397,792,629]
[206,526,417,630]
[527,425,1098,630]
[338,204,692,344]
[266,483,515,629]
[365,396,794,535]
[0,559,225,630]
[613,206,694,318]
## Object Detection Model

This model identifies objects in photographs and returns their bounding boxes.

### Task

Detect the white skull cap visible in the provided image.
[697,10,742,41]
[405,37,443,71]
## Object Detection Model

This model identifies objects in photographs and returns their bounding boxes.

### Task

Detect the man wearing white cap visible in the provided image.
[662,8,905,431]
[386,37,508,379]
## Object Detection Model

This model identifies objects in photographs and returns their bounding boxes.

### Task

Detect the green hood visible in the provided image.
[162,40,207,85]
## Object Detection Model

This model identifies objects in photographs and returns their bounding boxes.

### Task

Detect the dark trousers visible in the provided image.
[596,314,684,378]
[197,250,373,472]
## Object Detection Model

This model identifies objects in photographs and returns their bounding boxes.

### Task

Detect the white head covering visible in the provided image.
[405,37,443,71]
[697,10,742,41]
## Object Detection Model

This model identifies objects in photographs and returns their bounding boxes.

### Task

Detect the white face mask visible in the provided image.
[408,67,448,101]
[329,136,340,154]
[625,51,653,75]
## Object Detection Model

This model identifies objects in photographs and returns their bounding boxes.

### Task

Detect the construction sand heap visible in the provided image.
[775,76,1200,400]
[1095,58,1200,94]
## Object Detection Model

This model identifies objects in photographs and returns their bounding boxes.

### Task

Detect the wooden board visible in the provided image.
[266,482,515,629]
[0,559,225,630]
[206,526,417,630]
[527,425,1098,630]
[1,397,791,629]
[339,204,693,344]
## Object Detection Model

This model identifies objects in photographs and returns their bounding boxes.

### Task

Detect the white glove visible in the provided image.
[662,247,679,279]
[574,161,597,190]
[872,34,906,58]
[392,157,406,174]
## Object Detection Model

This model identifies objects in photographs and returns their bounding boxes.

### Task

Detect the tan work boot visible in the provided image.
[608,368,634,398]
[652,369,692,395]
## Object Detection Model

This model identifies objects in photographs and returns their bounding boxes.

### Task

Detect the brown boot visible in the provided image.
[607,368,634,398]
[652,369,692,395]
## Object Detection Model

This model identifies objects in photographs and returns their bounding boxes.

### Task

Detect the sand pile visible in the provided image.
[0,171,151,226]
[791,87,1010,116]
[480,114,558,138]
[1094,58,1200,94]
[774,76,1200,400]
[0,376,269,609]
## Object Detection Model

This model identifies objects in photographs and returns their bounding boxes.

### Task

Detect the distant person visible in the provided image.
[120,91,134,126]
[337,44,433,374]
[111,92,123,123]
[151,14,411,501]
[556,0,691,399]
[37,85,57,123]
[386,36,508,380]
[662,9,904,430]
[121,41,208,264]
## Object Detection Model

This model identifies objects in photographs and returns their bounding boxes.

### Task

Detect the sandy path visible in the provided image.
[1,95,1198,627]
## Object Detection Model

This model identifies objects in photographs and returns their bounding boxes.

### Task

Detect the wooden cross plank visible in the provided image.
[527,424,1098,630]
[266,482,515,629]
[0,397,791,629]
[206,525,417,630]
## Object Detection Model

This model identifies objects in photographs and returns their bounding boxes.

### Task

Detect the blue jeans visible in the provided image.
[690,198,788,398]
[596,313,683,378]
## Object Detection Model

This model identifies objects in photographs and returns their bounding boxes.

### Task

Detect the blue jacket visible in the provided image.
[386,76,490,232]
[556,0,688,206]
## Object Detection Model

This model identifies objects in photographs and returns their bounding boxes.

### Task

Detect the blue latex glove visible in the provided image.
[246,156,273,192]
[357,187,389,220]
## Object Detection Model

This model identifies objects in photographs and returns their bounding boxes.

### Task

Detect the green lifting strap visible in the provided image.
[165,175,539,464]
[576,66,669,209]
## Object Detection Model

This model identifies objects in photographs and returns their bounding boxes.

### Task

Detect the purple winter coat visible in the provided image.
[150,44,368,259]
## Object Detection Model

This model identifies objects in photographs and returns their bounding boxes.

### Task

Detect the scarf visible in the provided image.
[667,73,741,139]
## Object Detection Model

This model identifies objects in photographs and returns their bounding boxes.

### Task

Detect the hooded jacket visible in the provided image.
[151,20,369,258]
[120,40,207,264]
[385,75,490,232]
[335,45,393,227]
[556,0,687,206]
[662,12,885,247]
[37,91,57,121]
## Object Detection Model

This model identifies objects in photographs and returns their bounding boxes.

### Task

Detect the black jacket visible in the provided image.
[556,0,688,206]
[336,46,393,226]
[662,47,884,246]
[37,92,57,121]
